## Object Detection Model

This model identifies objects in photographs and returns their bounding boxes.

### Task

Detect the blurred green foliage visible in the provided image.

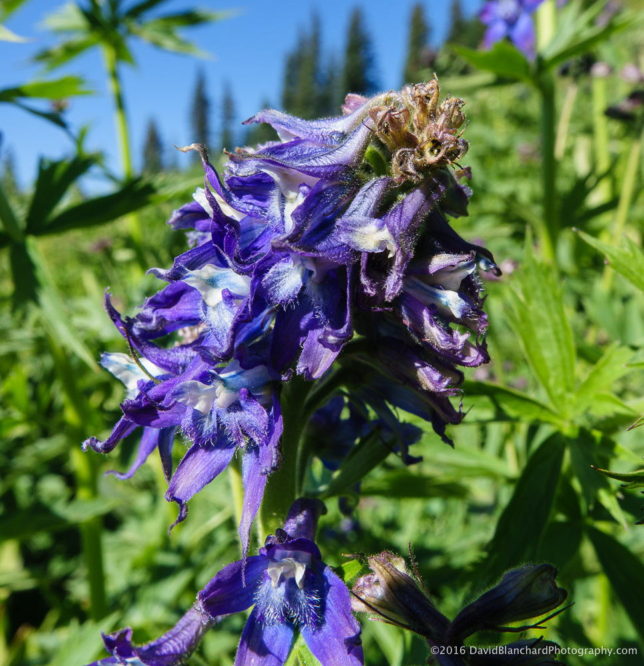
[1,1,643,664]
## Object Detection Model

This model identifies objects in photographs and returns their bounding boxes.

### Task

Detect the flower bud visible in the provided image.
[447,564,567,643]
[351,551,449,642]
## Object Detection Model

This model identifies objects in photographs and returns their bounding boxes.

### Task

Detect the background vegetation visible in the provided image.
[1,1,642,664]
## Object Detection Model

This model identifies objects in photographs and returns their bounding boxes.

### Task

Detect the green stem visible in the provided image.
[602,136,642,290]
[102,45,143,248]
[554,83,577,161]
[592,73,611,205]
[259,378,311,540]
[538,76,558,264]
[536,0,556,52]
[102,45,133,179]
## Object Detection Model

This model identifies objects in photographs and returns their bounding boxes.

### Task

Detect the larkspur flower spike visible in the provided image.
[84,78,497,556]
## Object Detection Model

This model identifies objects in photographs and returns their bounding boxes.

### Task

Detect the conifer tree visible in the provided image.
[403,3,431,84]
[220,82,236,151]
[142,118,163,174]
[293,13,321,118]
[190,68,211,155]
[340,7,378,98]
[447,0,483,47]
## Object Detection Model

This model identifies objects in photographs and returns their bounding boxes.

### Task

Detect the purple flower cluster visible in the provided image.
[480,0,545,58]
[84,79,497,554]
[90,500,362,666]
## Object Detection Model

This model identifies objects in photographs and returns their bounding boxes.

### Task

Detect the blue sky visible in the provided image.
[1,0,483,185]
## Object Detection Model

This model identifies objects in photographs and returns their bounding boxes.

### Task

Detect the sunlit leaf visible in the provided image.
[452,42,533,83]
[25,154,97,234]
[576,230,644,292]
[505,249,576,412]
[587,527,644,638]
[40,177,156,235]
[483,434,565,581]
[0,76,90,101]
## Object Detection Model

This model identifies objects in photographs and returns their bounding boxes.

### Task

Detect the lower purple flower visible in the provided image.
[89,500,363,666]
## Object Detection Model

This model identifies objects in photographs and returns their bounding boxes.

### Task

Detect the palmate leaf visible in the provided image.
[577,230,644,292]
[482,434,565,583]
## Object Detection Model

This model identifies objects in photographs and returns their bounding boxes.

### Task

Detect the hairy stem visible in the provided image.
[259,377,311,540]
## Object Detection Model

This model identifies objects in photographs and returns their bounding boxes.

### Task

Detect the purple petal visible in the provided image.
[510,11,536,57]
[107,426,174,480]
[238,396,283,554]
[282,498,325,541]
[483,19,510,47]
[199,556,267,616]
[301,568,363,665]
[234,608,295,666]
[83,416,137,454]
[165,441,237,525]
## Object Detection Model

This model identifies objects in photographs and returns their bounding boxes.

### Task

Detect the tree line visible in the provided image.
[140,1,483,174]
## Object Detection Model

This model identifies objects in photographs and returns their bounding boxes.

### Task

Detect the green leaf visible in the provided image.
[145,9,228,28]
[592,466,644,490]
[483,434,565,581]
[0,0,29,21]
[569,433,626,525]
[574,344,635,414]
[0,498,119,542]
[452,42,533,83]
[49,615,118,666]
[0,76,90,101]
[33,36,97,70]
[130,22,207,56]
[360,470,467,499]
[505,249,576,412]
[541,7,635,72]
[9,241,40,308]
[40,177,156,235]
[0,23,27,42]
[322,432,392,498]
[464,380,565,427]
[25,154,97,234]
[577,230,644,292]
[587,527,644,638]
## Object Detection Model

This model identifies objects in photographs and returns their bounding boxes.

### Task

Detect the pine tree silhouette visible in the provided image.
[340,7,379,98]
[142,119,163,174]
[220,82,236,152]
[190,68,211,159]
[403,3,433,84]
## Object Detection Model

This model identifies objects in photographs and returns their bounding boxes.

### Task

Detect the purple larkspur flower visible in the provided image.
[479,0,545,58]
[89,500,363,666]
[85,78,497,542]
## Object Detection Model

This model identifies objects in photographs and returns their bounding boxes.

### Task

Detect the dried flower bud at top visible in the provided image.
[370,79,469,184]
[351,551,449,643]
[447,564,568,643]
